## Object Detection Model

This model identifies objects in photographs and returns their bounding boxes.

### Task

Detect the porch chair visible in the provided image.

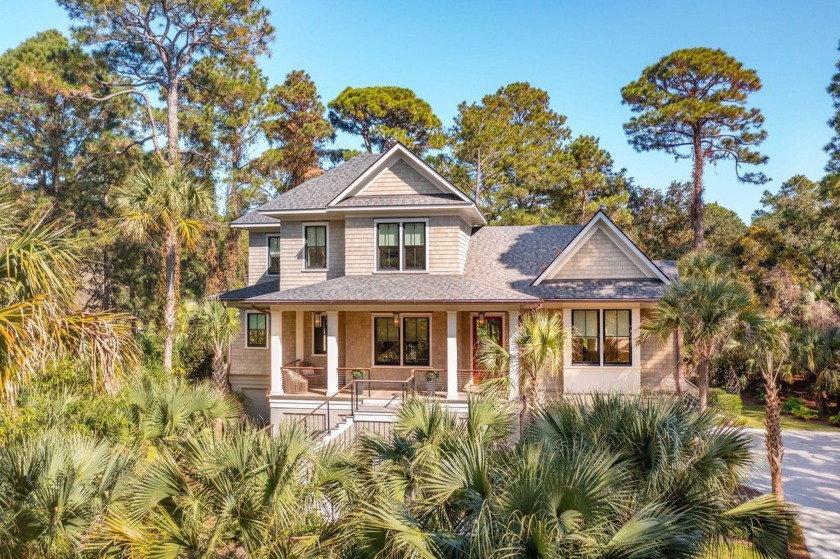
[283,369,309,394]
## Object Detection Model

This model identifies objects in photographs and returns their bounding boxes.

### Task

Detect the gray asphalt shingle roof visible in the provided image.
[219,274,538,304]
[230,210,281,226]
[332,193,466,208]
[258,154,382,212]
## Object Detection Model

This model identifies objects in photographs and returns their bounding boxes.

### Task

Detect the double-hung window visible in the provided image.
[376,220,427,272]
[304,224,327,269]
[373,315,430,366]
[267,235,280,275]
[246,313,267,348]
[571,309,633,366]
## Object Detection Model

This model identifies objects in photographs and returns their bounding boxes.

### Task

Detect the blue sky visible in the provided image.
[2,0,838,221]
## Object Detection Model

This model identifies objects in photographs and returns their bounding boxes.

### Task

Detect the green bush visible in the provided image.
[754,387,766,404]
[829,414,840,426]
[790,406,819,421]
[708,388,743,422]
[781,397,819,421]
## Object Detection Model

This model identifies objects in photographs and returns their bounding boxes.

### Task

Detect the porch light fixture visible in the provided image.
[393,313,400,328]
[313,311,322,328]
[477,312,486,327]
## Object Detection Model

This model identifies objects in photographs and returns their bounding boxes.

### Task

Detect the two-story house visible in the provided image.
[218,143,680,427]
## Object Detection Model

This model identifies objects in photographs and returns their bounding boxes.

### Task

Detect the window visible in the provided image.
[402,316,430,366]
[374,317,400,365]
[377,223,400,271]
[572,310,599,365]
[376,220,427,272]
[313,314,327,355]
[267,235,280,275]
[403,222,426,270]
[247,313,267,348]
[304,225,327,269]
[604,310,631,365]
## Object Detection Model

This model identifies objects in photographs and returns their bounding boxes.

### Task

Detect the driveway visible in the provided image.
[748,429,840,559]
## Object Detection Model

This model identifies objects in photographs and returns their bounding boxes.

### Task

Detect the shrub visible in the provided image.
[780,397,806,414]
[781,397,819,421]
[708,388,743,422]
[829,414,840,426]
[790,406,819,421]
[754,387,766,404]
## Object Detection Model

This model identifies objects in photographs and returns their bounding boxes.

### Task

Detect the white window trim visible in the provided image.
[373,218,430,274]
[565,306,641,369]
[371,312,433,368]
[302,221,329,272]
[244,310,269,350]
[311,312,327,356]
[265,234,281,276]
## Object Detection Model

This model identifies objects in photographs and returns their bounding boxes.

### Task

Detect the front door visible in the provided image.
[472,316,503,383]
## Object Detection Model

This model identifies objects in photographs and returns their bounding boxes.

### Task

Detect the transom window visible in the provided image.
[571,309,632,366]
[304,224,327,269]
[267,235,280,275]
[373,315,430,366]
[376,220,427,272]
[246,313,267,348]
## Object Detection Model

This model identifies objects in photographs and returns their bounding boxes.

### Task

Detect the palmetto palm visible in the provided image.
[112,167,215,373]
[348,394,791,559]
[792,326,840,410]
[189,299,241,393]
[642,268,761,411]
[476,310,566,434]
[0,180,138,399]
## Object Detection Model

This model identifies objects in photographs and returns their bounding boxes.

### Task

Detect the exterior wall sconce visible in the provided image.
[313,311,322,328]
[477,312,486,327]
[393,313,400,328]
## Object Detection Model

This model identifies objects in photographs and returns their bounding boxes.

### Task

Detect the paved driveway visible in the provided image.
[748,429,840,559]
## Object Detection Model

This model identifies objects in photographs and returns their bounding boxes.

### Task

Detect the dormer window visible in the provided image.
[304,224,328,270]
[376,220,428,272]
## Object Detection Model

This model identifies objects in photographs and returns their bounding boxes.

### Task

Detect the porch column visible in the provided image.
[269,309,283,396]
[326,310,339,396]
[508,310,520,401]
[295,310,304,362]
[446,311,458,399]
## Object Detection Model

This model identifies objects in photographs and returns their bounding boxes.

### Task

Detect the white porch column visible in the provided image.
[326,310,339,396]
[446,311,459,399]
[508,310,520,401]
[269,309,283,396]
[295,310,304,362]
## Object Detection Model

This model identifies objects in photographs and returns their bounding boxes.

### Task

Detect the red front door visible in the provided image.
[472,316,503,383]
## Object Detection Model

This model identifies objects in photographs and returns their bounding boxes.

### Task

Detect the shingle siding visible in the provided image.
[248,230,279,286]
[358,158,441,196]
[550,229,649,280]
[639,309,678,391]
[230,310,270,378]
[279,220,345,291]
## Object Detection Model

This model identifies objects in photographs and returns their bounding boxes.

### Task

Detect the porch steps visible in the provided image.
[318,416,356,447]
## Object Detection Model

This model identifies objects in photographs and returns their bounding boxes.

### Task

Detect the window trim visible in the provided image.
[371,312,433,367]
[373,218,429,273]
[311,312,327,356]
[303,222,329,271]
[603,309,632,366]
[571,309,600,366]
[266,234,281,276]
[245,311,268,349]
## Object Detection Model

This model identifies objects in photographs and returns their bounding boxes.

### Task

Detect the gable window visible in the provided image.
[377,223,400,271]
[604,310,631,365]
[313,313,327,355]
[246,313,267,348]
[304,224,327,269]
[402,316,430,366]
[375,220,428,272]
[267,235,280,275]
[572,310,599,365]
[403,222,426,270]
[374,316,400,365]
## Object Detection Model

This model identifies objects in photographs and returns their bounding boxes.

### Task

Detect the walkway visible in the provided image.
[748,429,840,559]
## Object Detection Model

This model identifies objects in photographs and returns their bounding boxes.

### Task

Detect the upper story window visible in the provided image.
[571,309,633,366]
[246,312,267,348]
[267,235,280,275]
[304,224,327,270]
[376,220,427,272]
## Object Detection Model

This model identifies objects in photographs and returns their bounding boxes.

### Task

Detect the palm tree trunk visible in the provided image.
[697,358,710,412]
[764,364,785,500]
[519,394,528,438]
[691,131,705,251]
[674,327,683,395]
[162,227,178,373]
[212,349,229,394]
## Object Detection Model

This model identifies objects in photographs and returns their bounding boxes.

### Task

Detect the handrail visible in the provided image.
[298,379,356,434]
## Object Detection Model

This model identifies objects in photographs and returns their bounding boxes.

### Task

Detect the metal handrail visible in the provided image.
[298,379,355,435]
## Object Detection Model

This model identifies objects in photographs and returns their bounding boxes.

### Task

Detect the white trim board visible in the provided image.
[532,211,670,285]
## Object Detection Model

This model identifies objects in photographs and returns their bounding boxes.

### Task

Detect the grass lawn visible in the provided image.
[740,404,840,432]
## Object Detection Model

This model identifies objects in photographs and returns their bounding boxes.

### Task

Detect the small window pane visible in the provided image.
[268,236,280,275]
[374,317,400,365]
[247,313,267,348]
[304,225,327,269]
[572,310,599,365]
[377,223,400,271]
[404,222,426,270]
[403,317,429,366]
